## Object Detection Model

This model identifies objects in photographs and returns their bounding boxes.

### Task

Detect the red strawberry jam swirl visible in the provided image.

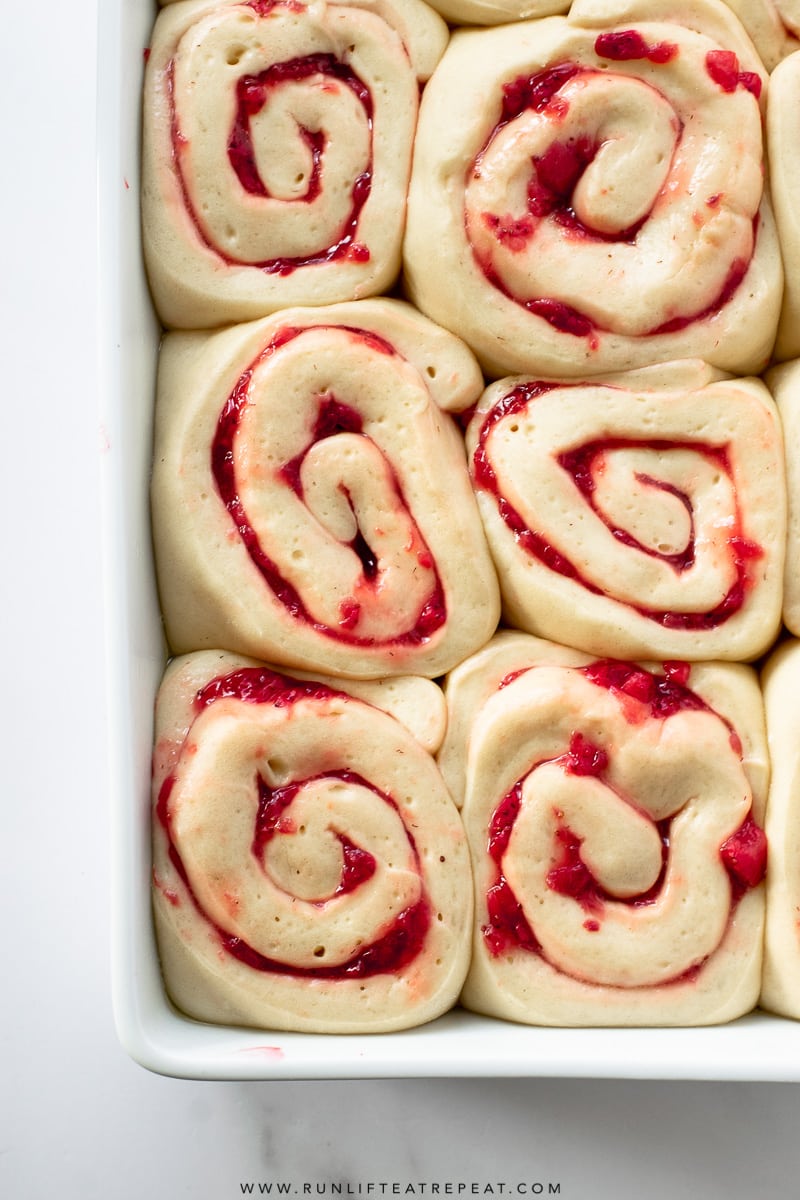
[482,661,766,967]
[169,37,373,272]
[156,666,430,978]
[211,325,446,647]
[594,30,678,64]
[545,814,670,917]
[705,49,762,99]
[466,38,760,340]
[472,381,763,629]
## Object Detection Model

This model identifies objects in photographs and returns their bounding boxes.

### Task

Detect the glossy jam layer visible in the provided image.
[473,382,762,630]
[482,660,766,965]
[544,816,670,915]
[156,666,430,978]
[211,325,446,647]
[582,658,705,719]
[720,814,768,896]
[650,256,750,335]
[484,876,541,956]
[705,50,762,99]
[251,771,378,900]
[469,55,757,338]
[171,38,374,272]
[565,730,609,776]
[594,30,678,63]
[223,900,430,977]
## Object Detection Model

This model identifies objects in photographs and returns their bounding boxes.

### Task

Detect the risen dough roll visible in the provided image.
[142,0,448,328]
[420,0,568,30]
[760,639,800,1020]
[152,651,473,1033]
[404,0,781,379]
[467,360,785,661]
[766,51,800,361]
[598,1,800,71]
[151,299,500,679]
[765,361,800,635]
[721,0,800,68]
[442,632,768,1026]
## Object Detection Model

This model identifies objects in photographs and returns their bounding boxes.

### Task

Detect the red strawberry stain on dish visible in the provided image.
[240,1045,286,1059]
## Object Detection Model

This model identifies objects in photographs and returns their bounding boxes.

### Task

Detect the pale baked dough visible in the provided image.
[142,0,448,328]
[404,0,781,379]
[765,360,800,636]
[766,51,800,361]
[441,631,768,1026]
[421,0,568,29]
[586,0,800,70]
[152,650,473,1033]
[721,0,800,68]
[466,359,786,661]
[760,638,800,1021]
[151,299,501,678]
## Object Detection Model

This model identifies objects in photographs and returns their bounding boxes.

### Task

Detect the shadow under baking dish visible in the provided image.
[97,0,800,1081]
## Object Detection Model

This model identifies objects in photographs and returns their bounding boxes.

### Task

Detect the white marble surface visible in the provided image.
[6,3,800,1196]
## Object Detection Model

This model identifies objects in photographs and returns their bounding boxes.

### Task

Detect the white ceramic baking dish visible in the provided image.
[98,0,800,1080]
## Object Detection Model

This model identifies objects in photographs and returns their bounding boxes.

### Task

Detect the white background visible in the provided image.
[5,3,800,1197]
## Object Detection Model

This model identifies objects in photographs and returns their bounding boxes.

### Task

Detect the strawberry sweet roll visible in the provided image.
[142,0,448,329]
[760,639,800,1020]
[152,651,472,1032]
[404,0,781,380]
[466,360,786,662]
[421,0,568,31]
[765,361,800,635]
[721,0,800,69]
[151,299,500,678]
[628,0,800,71]
[441,632,769,1026]
[767,51,800,361]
